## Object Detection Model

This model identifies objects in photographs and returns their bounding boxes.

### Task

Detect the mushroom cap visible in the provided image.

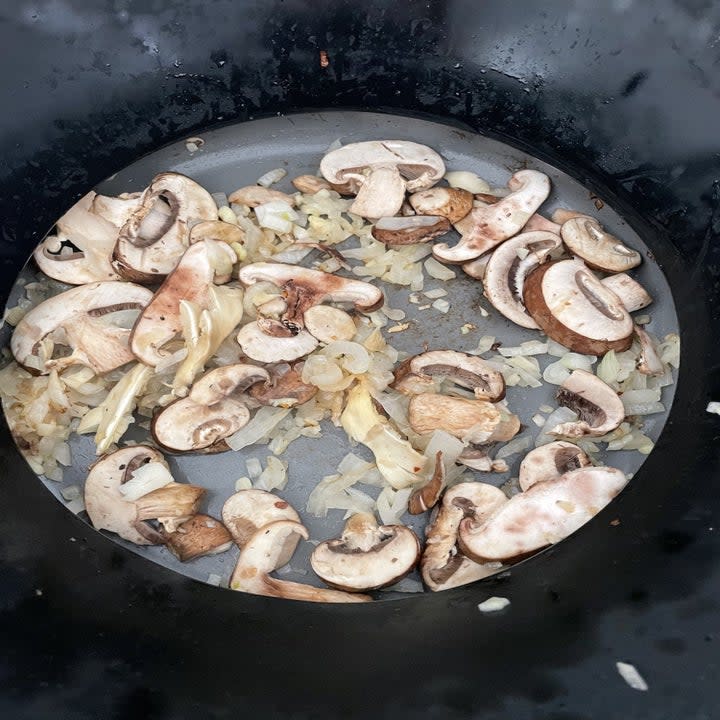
[458,466,628,562]
[371,215,451,246]
[188,363,270,405]
[408,187,474,224]
[320,140,445,190]
[433,169,551,263]
[222,489,301,549]
[483,231,562,329]
[310,512,421,592]
[601,273,652,313]
[130,239,238,367]
[231,520,371,603]
[421,482,507,591]
[114,172,218,282]
[523,259,634,355]
[560,218,641,273]
[248,363,318,407]
[33,191,123,284]
[160,514,233,562]
[550,369,625,437]
[237,321,319,363]
[11,281,153,374]
[518,441,591,491]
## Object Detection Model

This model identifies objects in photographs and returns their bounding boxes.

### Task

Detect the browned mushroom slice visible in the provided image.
[518,441,591,491]
[236,322,319,363]
[187,363,269,405]
[408,393,519,444]
[222,489,301,548]
[550,369,625,437]
[231,520,371,602]
[320,140,445,218]
[408,187,474,223]
[523,258,634,355]
[84,445,204,546]
[371,215,451,245]
[550,208,596,224]
[433,170,551,263]
[393,350,505,401]
[11,281,153,375]
[311,513,421,591]
[458,466,628,562]
[189,220,245,246]
[521,213,562,234]
[561,217,642,273]
[227,186,295,207]
[483,231,562,329]
[248,363,318,407]
[113,172,218,282]
[130,239,238,367]
[291,175,332,194]
[457,448,508,473]
[160,514,233,561]
[634,325,665,376]
[408,451,445,515]
[422,482,507,591]
[601,273,652,312]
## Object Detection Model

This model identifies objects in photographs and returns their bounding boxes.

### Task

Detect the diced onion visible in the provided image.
[226,407,291,450]
[424,257,456,280]
[119,461,174,501]
[477,596,511,612]
[256,168,287,187]
[444,171,490,194]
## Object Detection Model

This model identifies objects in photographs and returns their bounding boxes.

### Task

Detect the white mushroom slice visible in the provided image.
[84,445,204,545]
[114,172,217,282]
[408,393,519,444]
[393,350,505,401]
[601,273,653,312]
[483,231,562,329]
[188,363,270,405]
[561,217,642,273]
[550,369,625,437]
[422,482,507,592]
[248,364,318,407]
[160,514,233,562]
[291,175,332,194]
[518,441,591,491]
[408,187,474,223]
[231,520,371,603]
[303,305,357,343]
[634,325,665,377]
[237,322,319,363]
[311,513,421,591]
[433,170,551,263]
[189,220,245,246]
[130,239,237,367]
[523,258,634,355]
[227,186,294,207]
[11,281,153,374]
[238,262,383,331]
[461,254,491,280]
[551,208,595,225]
[222,489,301,548]
[458,466,628,562]
[33,192,123,284]
[371,215,451,246]
[521,213,562,234]
[90,192,142,228]
[320,140,445,218]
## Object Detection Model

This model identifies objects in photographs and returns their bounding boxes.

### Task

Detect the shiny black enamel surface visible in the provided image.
[1,1,719,718]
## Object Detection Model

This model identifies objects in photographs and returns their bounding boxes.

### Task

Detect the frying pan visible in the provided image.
[0,1,718,718]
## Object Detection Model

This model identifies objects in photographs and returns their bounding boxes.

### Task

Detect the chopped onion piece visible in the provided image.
[707,401,720,416]
[254,456,288,492]
[559,352,596,371]
[616,662,648,691]
[423,288,448,299]
[432,299,450,313]
[498,341,548,357]
[424,257,456,280]
[226,407,291,451]
[256,168,287,187]
[535,407,579,446]
[119,461,174,501]
[444,170,490,194]
[478,596,511,612]
[543,360,571,385]
[254,201,298,234]
[379,577,424,594]
[245,457,263,480]
[60,484,81,501]
[234,477,252,491]
[376,486,413,525]
[495,434,531,459]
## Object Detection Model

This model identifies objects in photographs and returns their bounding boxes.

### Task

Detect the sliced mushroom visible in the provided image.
[238,262,383,332]
[222,489,300,549]
[237,322,319,363]
[33,192,123,284]
[151,364,268,452]
[189,220,245,246]
[521,213,562,234]
[523,258,634,355]
[160,514,233,561]
[231,520,370,602]
[320,140,445,218]
[461,254,491,280]
[11,281,153,374]
[227,186,295,207]
[518,441,591,491]
[421,482,507,591]
[458,466,628,562]
[393,350,505,401]
[550,208,595,225]
[408,450,445,515]
[408,187,474,224]
[550,369,625,437]
[408,393,519,444]
[248,363,318,407]
[303,305,357,343]
[634,325,665,376]
[483,231,562,329]
[433,170,551,263]
[561,217,641,273]
[457,448,508,473]
[371,215,451,245]
[91,192,142,228]
[84,445,204,545]
[114,172,218,282]
[311,512,420,591]
[291,175,332,194]
[601,273,652,312]
[130,239,237,366]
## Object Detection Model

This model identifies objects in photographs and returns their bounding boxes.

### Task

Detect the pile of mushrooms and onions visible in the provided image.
[0,137,679,601]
